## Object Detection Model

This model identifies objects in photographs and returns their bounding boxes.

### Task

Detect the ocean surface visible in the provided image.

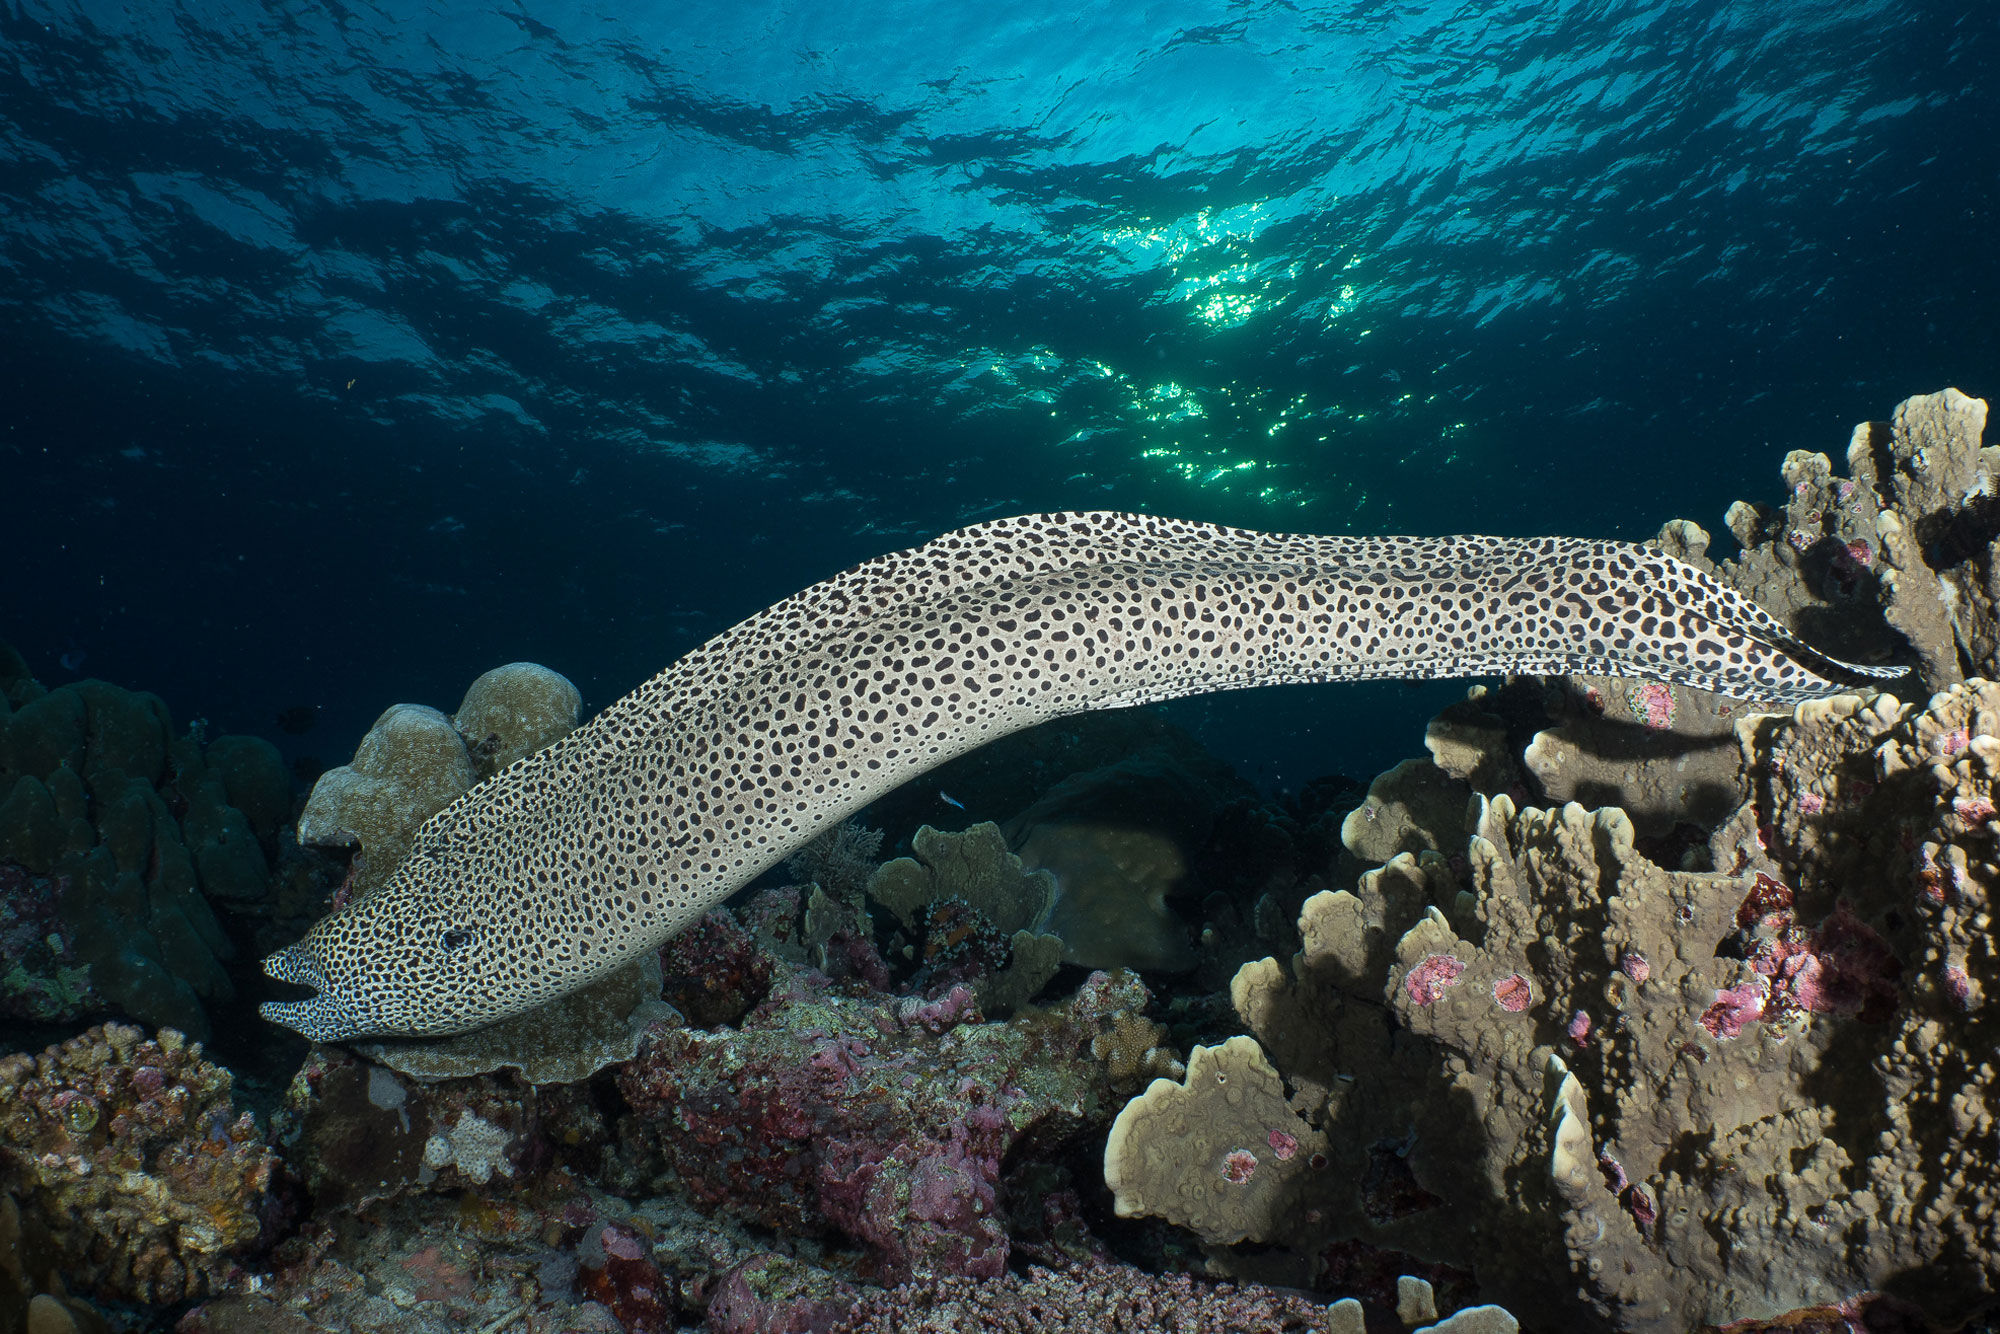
[2,0,1994,790]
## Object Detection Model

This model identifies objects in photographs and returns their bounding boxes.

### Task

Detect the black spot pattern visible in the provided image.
[259,513,1898,1041]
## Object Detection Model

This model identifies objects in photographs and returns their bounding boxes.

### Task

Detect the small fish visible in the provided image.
[276,704,320,735]
[939,791,966,810]
[58,650,85,673]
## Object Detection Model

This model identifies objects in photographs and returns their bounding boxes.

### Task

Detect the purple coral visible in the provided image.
[1219,1149,1258,1185]
[615,964,1118,1283]
[1404,954,1465,1006]
[1700,981,1768,1039]
[1492,974,1532,1012]
[1943,965,1974,1010]
[1733,880,1903,1026]
[1624,681,1676,730]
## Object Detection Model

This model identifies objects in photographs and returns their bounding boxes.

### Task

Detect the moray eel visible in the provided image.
[260,512,1898,1041]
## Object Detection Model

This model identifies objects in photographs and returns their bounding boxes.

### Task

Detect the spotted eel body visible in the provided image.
[261,512,1897,1041]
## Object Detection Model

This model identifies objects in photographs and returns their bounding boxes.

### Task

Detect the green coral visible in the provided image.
[0,654,278,1041]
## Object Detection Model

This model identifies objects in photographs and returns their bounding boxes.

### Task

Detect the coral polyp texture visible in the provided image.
[0,1023,278,1306]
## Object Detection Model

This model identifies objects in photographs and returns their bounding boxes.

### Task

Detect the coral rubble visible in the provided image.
[0,1023,279,1306]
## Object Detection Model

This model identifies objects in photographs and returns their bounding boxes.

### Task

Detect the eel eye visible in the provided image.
[441,927,476,952]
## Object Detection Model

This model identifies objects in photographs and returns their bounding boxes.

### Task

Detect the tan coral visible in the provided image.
[296,703,474,895]
[1341,758,1471,865]
[1522,673,1746,840]
[866,823,1055,937]
[864,822,1068,1011]
[1386,798,1882,1329]
[450,662,581,777]
[1847,390,1993,689]
[1102,1036,1326,1246]
[1089,1003,1183,1094]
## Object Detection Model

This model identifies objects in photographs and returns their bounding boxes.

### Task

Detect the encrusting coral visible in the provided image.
[0,1023,278,1307]
[611,929,1175,1286]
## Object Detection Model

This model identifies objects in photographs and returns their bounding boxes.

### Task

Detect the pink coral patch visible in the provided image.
[1492,974,1532,1013]
[1404,955,1465,1006]
[1566,1010,1592,1044]
[1619,953,1650,985]
[1797,791,1824,815]
[1700,981,1767,1039]
[1625,680,1676,730]
[1944,966,1974,1010]
[1954,795,1995,824]
[1220,1149,1258,1185]
[1268,1129,1298,1161]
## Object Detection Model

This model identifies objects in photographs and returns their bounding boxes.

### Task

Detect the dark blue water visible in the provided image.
[3,0,1994,789]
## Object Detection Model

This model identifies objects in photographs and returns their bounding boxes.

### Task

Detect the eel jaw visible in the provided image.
[257,940,352,1042]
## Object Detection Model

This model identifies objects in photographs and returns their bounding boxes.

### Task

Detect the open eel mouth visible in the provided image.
[257,940,343,1041]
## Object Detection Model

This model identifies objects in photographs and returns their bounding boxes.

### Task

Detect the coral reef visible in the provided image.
[0,650,289,1040]
[34,392,2000,1333]
[277,1045,547,1211]
[612,960,1155,1284]
[0,1023,278,1306]
[1101,392,2000,1332]
[865,823,1066,1014]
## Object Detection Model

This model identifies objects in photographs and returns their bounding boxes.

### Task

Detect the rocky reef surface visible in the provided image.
[3,390,1998,1331]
